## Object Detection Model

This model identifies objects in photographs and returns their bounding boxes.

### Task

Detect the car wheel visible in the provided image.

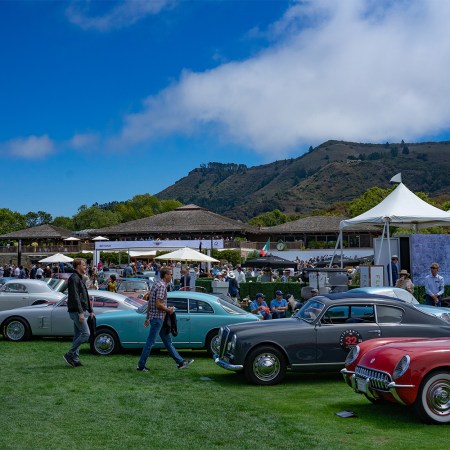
[91,328,121,356]
[3,317,31,341]
[414,370,450,424]
[205,329,220,357]
[244,345,287,386]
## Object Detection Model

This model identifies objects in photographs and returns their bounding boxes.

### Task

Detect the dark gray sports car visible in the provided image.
[214,293,450,385]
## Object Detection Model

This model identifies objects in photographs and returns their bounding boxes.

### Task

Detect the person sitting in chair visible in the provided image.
[249,293,271,320]
[270,290,289,319]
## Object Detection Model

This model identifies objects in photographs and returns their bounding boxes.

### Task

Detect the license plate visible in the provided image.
[356,378,368,393]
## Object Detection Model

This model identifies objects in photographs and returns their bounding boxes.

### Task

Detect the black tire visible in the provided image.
[205,329,220,357]
[414,370,450,424]
[3,317,31,341]
[91,328,121,356]
[244,345,287,386]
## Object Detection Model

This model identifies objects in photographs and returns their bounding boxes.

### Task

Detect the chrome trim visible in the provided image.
[214,357,243,371]
[340,368,355,382]
[387,381,415,405]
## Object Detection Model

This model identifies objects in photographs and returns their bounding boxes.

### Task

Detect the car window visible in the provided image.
[3,283,28,293]
[323,304,375,323]
[218,298,246,314]
[297,300,325,322]
[376,305,404,323]
[189,299,214,314]
[168,298,188,313]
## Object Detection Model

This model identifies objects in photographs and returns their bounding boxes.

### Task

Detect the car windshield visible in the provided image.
[218,299,247,314]
[295,299,325,323]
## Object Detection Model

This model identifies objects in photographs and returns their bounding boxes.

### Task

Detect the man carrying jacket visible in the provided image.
[64,258,94,368]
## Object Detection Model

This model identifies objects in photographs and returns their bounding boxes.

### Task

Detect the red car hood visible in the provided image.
[359,337,450,368]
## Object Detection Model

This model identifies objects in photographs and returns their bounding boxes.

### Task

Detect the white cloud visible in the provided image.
[1,135,55,159]
[68,133,100,150]
[110,0,450,157]
[66,0,174,31]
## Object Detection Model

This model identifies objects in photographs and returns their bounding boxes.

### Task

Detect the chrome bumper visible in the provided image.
[214,356,243,372]
[342,369,414,405]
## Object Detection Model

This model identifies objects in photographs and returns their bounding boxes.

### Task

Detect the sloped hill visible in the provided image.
[156,140,450,220]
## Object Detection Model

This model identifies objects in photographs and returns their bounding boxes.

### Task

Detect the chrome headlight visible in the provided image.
[393,355,410,379]
[226,334,237,354]
[344,345,360,366]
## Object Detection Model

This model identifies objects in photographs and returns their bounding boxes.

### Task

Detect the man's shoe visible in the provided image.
[136,366,150,372]
[178,359,194,369]
[74,361,83,367]
[63,353,76,368]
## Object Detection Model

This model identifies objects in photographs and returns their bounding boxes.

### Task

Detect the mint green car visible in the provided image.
[92,291,259,356]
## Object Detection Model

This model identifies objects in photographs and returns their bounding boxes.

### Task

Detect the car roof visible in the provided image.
[168,291,221,303]
[315,292,409,305]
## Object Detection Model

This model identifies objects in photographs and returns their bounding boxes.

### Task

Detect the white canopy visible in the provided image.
[155,247,219,263]
[340,183,450,230]
[129,250,157,257]
[63,236,80,241]
[92,236,109,241]
[39,253,74,263]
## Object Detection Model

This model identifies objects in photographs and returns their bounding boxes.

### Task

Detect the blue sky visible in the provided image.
[2,0,450,219]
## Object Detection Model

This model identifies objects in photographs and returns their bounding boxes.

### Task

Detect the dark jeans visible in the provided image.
[271,311,286,319]
[137,318,183,369]
[425,294,442,307]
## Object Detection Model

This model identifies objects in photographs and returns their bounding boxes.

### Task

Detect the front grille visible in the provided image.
[356,365,392,391]
[218,327,231,358]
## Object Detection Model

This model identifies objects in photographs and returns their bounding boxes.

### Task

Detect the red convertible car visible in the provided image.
[341,337,450,424]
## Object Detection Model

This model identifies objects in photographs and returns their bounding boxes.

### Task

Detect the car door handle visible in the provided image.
[367,330,381,335]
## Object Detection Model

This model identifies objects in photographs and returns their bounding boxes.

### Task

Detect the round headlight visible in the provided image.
[344,345,360,366]
[393,355,410,379]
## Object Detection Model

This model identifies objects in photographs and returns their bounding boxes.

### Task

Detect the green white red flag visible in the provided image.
[260,239,270,256]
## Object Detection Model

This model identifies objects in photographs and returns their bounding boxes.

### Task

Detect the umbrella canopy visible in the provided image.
[39,253,74,263]
[63,236,80,241]
[242,255,297,269]
[92,236,109,241]
[155,247,219,263]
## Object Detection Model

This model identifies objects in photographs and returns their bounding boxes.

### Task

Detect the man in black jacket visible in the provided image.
[64,258,95,368]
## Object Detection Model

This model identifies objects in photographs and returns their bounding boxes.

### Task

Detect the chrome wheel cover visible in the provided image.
[94,333,115,355]
[426,378,450,418]
[5,320,26,341]
[210,335,220,355]
[252,352,281,382]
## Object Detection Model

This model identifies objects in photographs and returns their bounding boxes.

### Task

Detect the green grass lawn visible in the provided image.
[0,339,447,450]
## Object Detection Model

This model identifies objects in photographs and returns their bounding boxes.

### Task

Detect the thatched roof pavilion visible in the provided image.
[90,204,259,240]
[0,224,73,241]
[260,216,379,247]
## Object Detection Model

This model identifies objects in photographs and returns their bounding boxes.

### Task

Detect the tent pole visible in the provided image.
[329,232,341,268]
[375,221,387,265]
[386,220,393,286]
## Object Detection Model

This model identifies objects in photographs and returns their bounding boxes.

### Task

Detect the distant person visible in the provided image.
[387,255,399,286]
[424,262,444,307]
[107,274,117,292]
[250,293,271,320]
[35,265,44,279]
[123,264,133,278]
[180,269,191,289]
[270,290,289,319]
[64,258,95,368]
[226,271,239,299]
[395,269,414,294]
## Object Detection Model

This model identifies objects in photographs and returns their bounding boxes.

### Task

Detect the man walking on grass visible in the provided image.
[137,266,193,372]
[64,258,95,368]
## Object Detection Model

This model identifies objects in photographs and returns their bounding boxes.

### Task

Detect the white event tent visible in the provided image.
[333,181,450,282]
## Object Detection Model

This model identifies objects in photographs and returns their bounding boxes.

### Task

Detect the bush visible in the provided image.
[239,282,302,300]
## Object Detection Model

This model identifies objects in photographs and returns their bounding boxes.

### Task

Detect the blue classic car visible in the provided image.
[92,291,259,356]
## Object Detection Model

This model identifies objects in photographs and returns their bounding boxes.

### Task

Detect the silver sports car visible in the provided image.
[0,290,145,341]
[0,279,65,311]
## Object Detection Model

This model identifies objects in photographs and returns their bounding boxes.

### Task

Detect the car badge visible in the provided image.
[370,358,376,364]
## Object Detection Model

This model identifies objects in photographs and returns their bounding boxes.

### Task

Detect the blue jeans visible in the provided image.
[425,294,442,307]
[137,318,183,369]
[68,311,90,362]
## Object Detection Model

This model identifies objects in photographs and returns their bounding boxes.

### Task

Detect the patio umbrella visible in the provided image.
[155,247,219,263]
[39,253,74,263]
[63,237,80,241]
[92,236,109,241]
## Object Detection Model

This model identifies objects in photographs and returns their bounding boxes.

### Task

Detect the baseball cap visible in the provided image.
[275,290,283,296]
[255,293,265,299]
